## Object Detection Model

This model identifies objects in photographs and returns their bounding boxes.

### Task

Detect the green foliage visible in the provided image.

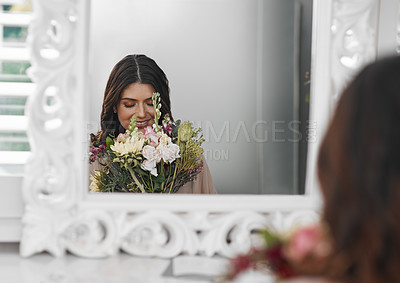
[128,114,137,135]
[151,173,165,183]
[261,228,283,248]
[106,136,114,150]
[171,120,181,138]
[92,166,132,193]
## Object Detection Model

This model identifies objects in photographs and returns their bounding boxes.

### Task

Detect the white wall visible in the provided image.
[88,0,308,194]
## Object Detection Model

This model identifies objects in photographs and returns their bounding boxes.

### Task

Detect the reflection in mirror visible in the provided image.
[88,0,313,195]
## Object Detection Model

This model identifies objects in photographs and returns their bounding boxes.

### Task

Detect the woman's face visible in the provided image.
[116,83,155,132]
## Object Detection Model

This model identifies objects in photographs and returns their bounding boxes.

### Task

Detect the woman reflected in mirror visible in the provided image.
[90,54,216,194]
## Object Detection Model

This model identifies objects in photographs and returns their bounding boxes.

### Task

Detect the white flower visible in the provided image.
[141,159,158,176]
[111,135,145,155]
[142,145,161,161]
[141,145,161,176]
[140,138,180,176]
[89,172,101,192]
[159,134,171,146]
[158,143,180,163]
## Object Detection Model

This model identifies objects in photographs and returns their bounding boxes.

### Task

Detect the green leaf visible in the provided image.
[152,174,165,183]
[260,228,282,247]
[133,166,148,176]
[106,136,114,150]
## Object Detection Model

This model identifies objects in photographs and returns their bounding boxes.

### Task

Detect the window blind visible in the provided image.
[0,1,33,176]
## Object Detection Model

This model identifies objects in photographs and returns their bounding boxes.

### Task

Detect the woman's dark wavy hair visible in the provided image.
[95,54,172,144]
[317,56,400,283]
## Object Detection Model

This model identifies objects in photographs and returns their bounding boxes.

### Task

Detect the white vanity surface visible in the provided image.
[0,243,229,283]
[1,243,304,283]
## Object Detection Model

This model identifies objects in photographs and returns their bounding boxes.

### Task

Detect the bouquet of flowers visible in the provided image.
[89,92,205,193]
[223,223,332,282]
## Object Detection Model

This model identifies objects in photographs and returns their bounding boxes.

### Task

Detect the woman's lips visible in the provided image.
[136,120,150,128]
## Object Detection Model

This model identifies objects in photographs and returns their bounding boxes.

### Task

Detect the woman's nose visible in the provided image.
[136,103,146,118]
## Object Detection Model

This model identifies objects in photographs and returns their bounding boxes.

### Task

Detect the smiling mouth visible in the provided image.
[136,121,149,127]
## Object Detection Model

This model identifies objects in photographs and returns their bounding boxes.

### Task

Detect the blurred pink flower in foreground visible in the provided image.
[284,224,330,263]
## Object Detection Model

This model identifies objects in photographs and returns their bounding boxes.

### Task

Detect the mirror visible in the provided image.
[87,0,314,194]
[21,0,394,258]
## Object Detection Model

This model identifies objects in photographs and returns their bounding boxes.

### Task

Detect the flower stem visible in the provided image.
[168,160,179,193]
[128,167,146,193]
[160,160,165,192]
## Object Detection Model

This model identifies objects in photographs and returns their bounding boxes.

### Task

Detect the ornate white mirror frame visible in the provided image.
[20,0,397,258]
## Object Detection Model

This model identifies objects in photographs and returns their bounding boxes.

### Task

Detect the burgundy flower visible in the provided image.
[99,144,106,152]
[90,146,98,155]
[226,254,254,280]
[162,124,174,136]
[264,245,296,279]
[89,143,107,163]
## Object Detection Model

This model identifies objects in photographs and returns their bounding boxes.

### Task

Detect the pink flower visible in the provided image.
[284,224,329,263]
[144,126,154,136]
[143,126,160,147]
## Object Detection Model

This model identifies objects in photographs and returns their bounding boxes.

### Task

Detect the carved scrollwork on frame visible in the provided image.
[22,208,320,258]
[88,210,318,258]
[120,211,200,258]
[23,0,79,210]
[330,0,379,101]
[21,0,84,257]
